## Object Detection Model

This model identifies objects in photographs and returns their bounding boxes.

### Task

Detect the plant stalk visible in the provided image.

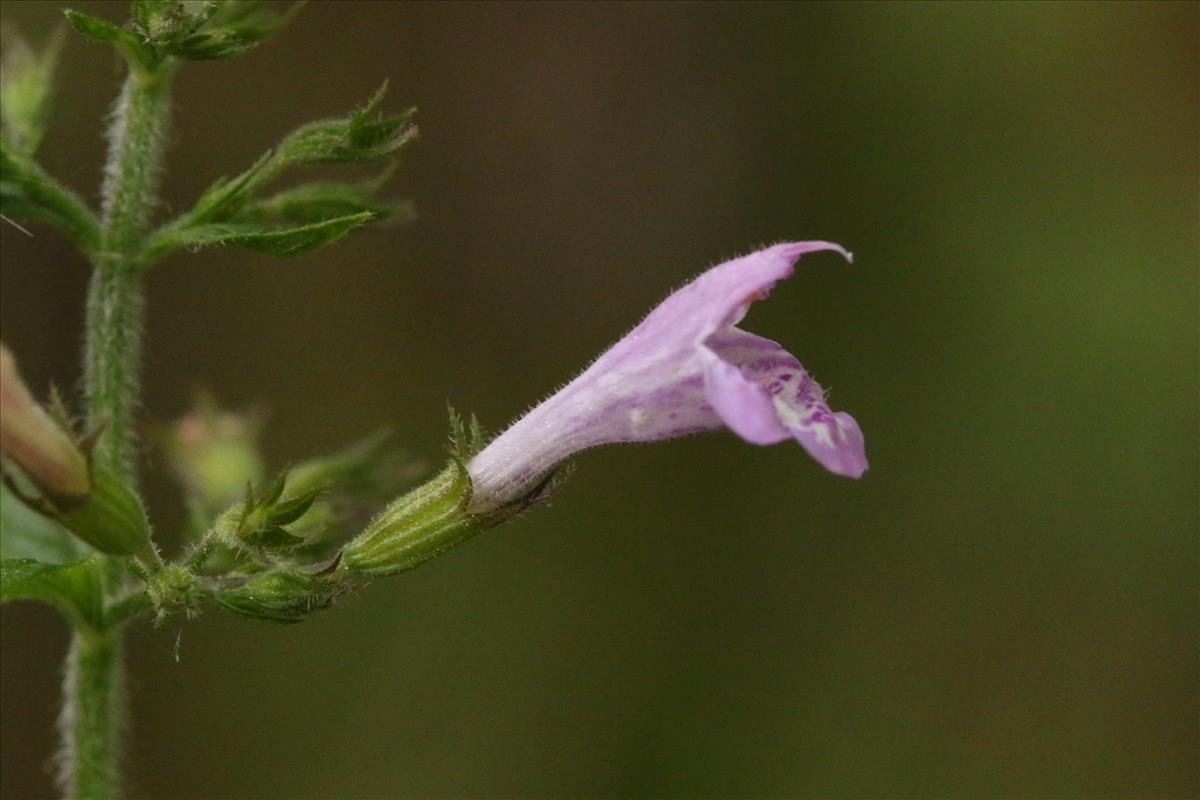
[65,64,174,800]
[85,69,170,481]
[59,631,123,800]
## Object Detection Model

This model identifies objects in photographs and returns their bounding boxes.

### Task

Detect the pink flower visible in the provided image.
[0,343,90,501]
[467,242,868,512]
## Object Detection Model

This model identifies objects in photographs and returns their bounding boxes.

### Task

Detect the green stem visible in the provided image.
[59,631,124,800]
[86,69,171,482]
[83,265,144,481]
[65,64,174,800]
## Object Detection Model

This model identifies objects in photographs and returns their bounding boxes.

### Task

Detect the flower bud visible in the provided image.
[2,344,151,555]
[163,398,264,517]
[214,569,343,624]
[0,344,89,501]
[341,462,479,577]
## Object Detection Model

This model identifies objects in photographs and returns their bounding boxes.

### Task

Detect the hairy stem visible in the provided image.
[58,631,124,800]
[86,69,170,481]
[66,65,174,800]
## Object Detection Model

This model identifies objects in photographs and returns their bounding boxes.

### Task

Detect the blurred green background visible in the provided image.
[1,1,1197,798]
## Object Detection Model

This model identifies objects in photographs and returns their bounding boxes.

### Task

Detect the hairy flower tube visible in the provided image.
[0,343,89,500]
[466,241,868,513]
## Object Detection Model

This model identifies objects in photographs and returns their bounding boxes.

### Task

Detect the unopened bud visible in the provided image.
[163,398,263,515]
[2,345,151,555]
[0,344,89,501]
[215,569,343,624]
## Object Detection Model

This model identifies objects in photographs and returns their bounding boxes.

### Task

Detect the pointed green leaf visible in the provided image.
[147,87,414,269]
[184,151,273,224]
[258,472,287,507]
[142,212,373,261]
[1,26,64,155]
[1,557,104,629]
[180,87,415,226]
[240,179,412,224]
[267,485,323,526]
[277,89,416,167]
[0,135,101,252]
[63,9,157,74]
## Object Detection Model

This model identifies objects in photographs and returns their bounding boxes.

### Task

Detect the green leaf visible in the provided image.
[142,212,374,261]
[143,86,414,269]
[0,482,79,564]
[175,151,273,234]
[176,86,415,228]
[63,9,157,74]
[240,176,412,224]
[0,26,64,156]
[276,83,416,167]
[0,135,102,252]
[1,557,105,629]
[258,472,287,506]
[266,485,323,526]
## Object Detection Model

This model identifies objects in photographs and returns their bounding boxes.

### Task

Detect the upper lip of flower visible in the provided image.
[465,241,867,512]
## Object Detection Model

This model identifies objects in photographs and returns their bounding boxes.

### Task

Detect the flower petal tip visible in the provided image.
[795,411,868,479]
[777,240,853,266]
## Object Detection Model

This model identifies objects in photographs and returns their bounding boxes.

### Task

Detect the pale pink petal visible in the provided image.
[466,242,865,511]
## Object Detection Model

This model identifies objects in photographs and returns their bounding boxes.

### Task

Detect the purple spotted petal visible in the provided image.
[704,329,868,478]
[466,242,867,512]
[699,344,790,445]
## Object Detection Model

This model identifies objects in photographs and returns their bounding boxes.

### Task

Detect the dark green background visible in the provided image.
[2,2,1196,798]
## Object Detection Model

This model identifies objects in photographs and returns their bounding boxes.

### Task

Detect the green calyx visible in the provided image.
[214,568,343,623]
[54,465,152,556]
[207,473,324,554]
[339,409,567,579]
[5,457,152,557]
[341,461,479,577]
